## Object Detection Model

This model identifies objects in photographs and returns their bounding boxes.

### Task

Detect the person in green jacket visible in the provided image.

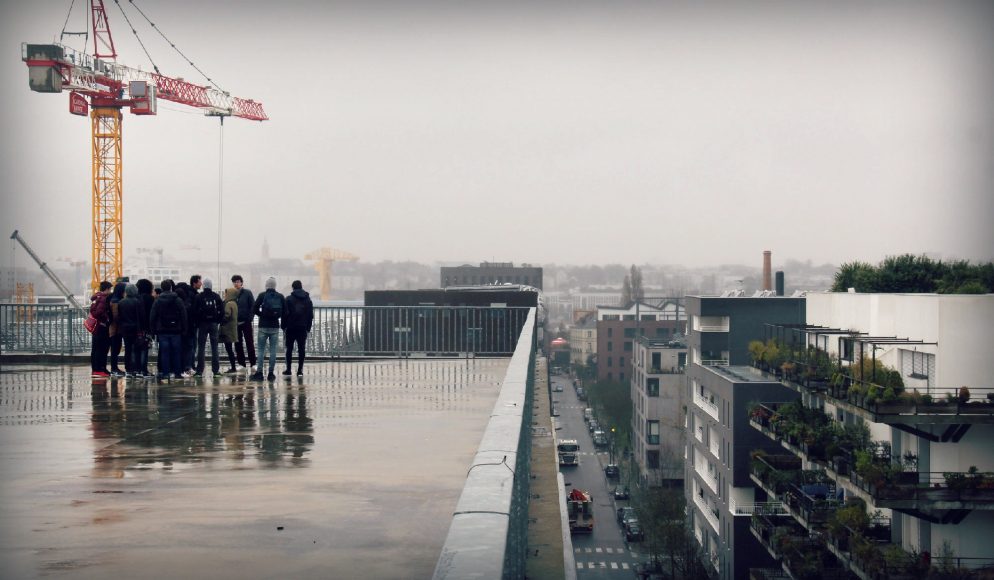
[220,287,240,374]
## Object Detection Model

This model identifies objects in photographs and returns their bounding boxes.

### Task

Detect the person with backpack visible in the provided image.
[116,284,146,378]
[231,274,257,372]
[193,278,224,378]
[89,281,113,378]
[251,277,285,381]
[219,287,240,374]
[150,279,187,381]
[107,282,127,377]
[136,279,156,377]
[282,280,314,377]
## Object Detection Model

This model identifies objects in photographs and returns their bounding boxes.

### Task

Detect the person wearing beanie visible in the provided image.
[230,274,257,372]
[116,284,146,378]
[193,277,224,377]
[251,277,285,381]
[282,280,314,377]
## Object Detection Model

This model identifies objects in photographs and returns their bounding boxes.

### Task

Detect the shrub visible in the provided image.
[959,386,970,404]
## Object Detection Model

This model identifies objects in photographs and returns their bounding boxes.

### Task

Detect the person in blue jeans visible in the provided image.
[149,279,188,381]
[251,277,285,382]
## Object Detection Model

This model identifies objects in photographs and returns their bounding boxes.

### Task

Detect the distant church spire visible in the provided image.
[262,237,270,261]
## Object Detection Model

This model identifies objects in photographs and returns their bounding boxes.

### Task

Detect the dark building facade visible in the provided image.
[684,295,806,579]
[596,301,685,384]
[440,262,543,290]
[362,288,537,355]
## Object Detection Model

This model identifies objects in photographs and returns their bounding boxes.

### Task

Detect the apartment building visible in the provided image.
[597,301,686,383]
[745,293,994,579]
[684,295,806,579]
[569,314,597,368]
[631,337,688,486]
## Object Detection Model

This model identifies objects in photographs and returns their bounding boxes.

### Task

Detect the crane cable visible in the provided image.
[125,0,226,93]
[216,117,224,283]
[59,0,89,52]
[111,0,160,73]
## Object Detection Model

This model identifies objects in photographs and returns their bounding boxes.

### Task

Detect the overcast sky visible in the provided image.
[1,0,992,269]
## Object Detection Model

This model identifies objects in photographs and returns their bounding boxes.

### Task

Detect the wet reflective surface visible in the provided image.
[0,359,509,579]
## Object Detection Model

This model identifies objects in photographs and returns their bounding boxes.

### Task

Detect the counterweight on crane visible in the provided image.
[21,0,267,293]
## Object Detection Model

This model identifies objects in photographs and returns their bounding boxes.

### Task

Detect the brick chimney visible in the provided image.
[762,250,772,291]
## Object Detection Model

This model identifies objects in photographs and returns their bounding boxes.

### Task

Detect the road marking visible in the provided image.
[588,562,596,569]
[595,547,602,553]
[574,548,581,554]
[585,547,592,553]
[610,562,619,569]
[576,563,583,569]
[622,563,630,570]
[605,547,614,554]
[599,561,607,568]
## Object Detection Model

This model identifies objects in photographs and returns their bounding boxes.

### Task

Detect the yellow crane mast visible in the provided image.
[304,248,358,302]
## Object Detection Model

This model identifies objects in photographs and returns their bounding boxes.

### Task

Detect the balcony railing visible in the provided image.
[694,492,720,533]
[693,390,720,421]
[699,324,729,332]
[710,437,720,459]
[701,359,729,366]
[729,499,787,517]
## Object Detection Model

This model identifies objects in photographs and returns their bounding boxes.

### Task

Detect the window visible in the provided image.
[619,357,625,367]
[647,450,659,468]
[607,372,613,381]
[651,352,661,369]
[623,314,636,321]
[647,378,659,396]
[624,327,636,338]
[620,372,625,382]
[604,315,620,321]
[647,420,660,444]
[624,341,633,352]
[641,314,655,321]
[607,341,614,352]
[608,328,614,338]
[607,357,613,367]
[678,352,687,368]
[655,327,669,338]
[841,338,854,362]
[911,351,930,378]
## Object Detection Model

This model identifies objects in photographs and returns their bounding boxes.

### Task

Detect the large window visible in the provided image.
[647,377,659,397]
[624,327,636,338]
[647,450,660,468]
[607,341,614,352]
[647,420,660,444]
[624,341,633,352]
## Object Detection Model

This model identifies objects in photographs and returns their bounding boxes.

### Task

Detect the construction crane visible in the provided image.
[305,248,359,302]
[21,1,267,293]
[10,230,86,312]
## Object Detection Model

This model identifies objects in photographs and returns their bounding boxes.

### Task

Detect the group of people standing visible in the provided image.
[89,275,314,382]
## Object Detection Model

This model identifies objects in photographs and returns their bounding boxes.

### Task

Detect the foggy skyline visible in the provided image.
[1,1,992,269]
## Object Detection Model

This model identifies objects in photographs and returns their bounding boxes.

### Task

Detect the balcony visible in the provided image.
[696,459,719,493]
[709,436,721,459]
[694,316,729,333]
[694,491,720,533]
[701,359,730,366]
[694,390,720,421]
[750,513,851,580]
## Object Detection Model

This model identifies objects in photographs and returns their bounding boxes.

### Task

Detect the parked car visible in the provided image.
[625,521,644,542]
[617,506,637,526]
[613,484,629,499]
[593,431,608,447]
[576,387,586,401]
[553,384,563,392]
[551,404,560,417]
[605,464,620,479]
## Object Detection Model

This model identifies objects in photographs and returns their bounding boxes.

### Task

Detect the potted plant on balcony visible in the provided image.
[959,386,970,404]
[748,340,766,369]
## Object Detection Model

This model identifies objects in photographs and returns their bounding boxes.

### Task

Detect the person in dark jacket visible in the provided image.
[150,279,187,381]
[231,274,257,372]
[116,284,146,377]
[89,281,113,377]
[136,279,155,377]
[107,282,127,377]
[282,280,314,377]
[251,277,284,382]
[175,280,198,377]
[193,278,223,377]
[220,287,240,374]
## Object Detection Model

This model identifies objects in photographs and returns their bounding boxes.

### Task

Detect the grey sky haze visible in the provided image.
[1,1,992,269]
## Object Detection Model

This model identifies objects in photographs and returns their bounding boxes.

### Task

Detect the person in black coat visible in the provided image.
[116,284,146,377]
[282,280,314,377]
[136,279,156,376]
[150,279,188,380]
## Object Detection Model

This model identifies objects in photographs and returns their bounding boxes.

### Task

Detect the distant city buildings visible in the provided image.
[596,300,686,384]
[440,262,543,290]
[568,313,597,368]
[631,336,687,487]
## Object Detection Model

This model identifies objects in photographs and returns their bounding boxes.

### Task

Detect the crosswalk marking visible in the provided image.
[575,548,581,554]
[595,547,602,553]
[605,547,614,554]
[622,563,630,570]
[599,561,607,568]
[576,563,583,569]
[585,547,592,553]
[587,562,595,569]
[610,562,618,569]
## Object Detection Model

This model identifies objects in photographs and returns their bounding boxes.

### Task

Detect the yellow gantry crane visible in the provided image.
[305,248,359,302]
[22,1,267,292]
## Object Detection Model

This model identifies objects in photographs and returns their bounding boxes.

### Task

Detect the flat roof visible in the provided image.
[0,360,509,579]
[706,364,783,383]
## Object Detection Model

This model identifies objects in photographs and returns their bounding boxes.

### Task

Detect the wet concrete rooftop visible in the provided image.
[0,359,510,579]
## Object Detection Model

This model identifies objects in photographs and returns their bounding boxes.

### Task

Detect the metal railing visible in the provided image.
[693,389,720,420]
[694,492,720,532]
[1,304,532,358]
[728,499,787,517]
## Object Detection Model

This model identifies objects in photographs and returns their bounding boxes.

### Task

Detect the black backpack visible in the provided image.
[262,292,283,319]
[289,295,310,323]
[160,299,182,332]
[201,292,222,323]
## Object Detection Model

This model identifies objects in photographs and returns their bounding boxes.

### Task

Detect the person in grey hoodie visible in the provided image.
[251,277,285,381]
[282,280,314,377]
